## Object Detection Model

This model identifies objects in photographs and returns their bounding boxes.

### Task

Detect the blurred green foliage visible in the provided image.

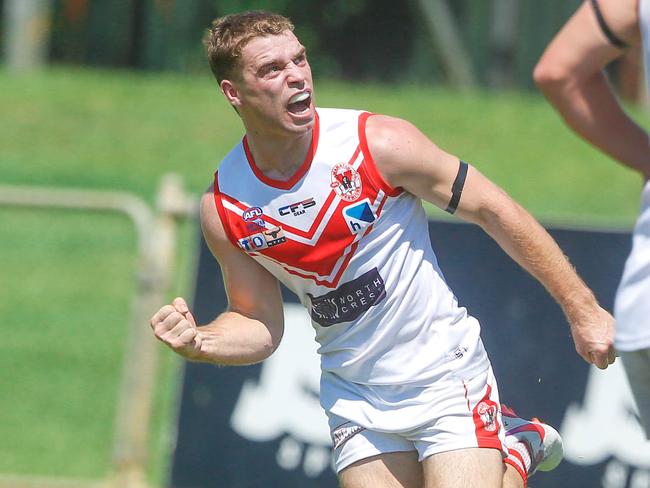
[36,0,589,87]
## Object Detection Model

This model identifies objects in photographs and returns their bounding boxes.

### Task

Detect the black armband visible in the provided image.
[590,0,629,49]
[445,160,468,214]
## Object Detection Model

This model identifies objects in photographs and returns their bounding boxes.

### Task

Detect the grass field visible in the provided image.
[1,66,647,487]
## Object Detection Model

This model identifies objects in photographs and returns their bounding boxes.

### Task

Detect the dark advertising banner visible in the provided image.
[170,220,650,488]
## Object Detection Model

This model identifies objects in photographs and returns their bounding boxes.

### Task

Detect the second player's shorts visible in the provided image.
[621,348,650,439]
[326,366,507,473]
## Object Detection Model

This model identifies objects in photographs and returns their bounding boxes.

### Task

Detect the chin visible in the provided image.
[284,116,314,134]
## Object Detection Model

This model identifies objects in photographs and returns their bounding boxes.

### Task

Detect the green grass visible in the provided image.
[0,66,646,485]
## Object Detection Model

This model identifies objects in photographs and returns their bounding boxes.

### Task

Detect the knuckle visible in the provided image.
[161,304,175,315]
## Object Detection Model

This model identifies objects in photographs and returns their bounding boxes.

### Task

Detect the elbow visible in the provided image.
[533,59,570,95]
[260,319,284,360]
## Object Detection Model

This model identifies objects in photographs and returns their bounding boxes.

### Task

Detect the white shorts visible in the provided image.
[621,348,650,439]
[327,367,507,473]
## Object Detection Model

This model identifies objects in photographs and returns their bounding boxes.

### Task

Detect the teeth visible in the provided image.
[289,92,310,104]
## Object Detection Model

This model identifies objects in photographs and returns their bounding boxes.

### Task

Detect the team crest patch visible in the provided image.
[475,400,498,432]
[330,163,362,202]
[238,225,286,252]
[343,199,376,234]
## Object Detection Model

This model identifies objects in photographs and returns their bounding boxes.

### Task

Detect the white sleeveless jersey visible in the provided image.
[214,108,489,385]
[614,1,650,351]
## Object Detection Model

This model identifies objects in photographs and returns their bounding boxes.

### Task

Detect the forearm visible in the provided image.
[194,310,282,366]
[477,197,599,323]
[539,72,650,178]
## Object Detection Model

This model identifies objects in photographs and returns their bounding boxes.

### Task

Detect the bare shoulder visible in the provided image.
[365,115,442,185]
[199,188,233,257]
[365,115,427,158]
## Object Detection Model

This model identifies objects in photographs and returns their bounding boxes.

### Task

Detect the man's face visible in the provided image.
[224,31,315,136]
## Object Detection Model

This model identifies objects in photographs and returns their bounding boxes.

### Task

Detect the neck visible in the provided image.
[245,128,313,181]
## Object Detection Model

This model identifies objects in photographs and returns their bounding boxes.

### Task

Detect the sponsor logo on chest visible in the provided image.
[343,198,376,234]
[279,197,316,217]
[307,267,386,327]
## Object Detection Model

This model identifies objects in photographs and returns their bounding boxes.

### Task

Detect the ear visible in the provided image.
[220,79,241,108]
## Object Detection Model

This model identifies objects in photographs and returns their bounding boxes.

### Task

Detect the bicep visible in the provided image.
[366,115,464,210]
[199,192,284,327]
[365,115,514,224]
[535,0,639,82]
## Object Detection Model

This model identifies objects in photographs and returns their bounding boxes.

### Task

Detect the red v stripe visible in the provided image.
[220,145,362,240]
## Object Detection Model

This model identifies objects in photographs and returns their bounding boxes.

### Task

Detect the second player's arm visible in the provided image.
[366,115,616,369]
[533,0,650,179]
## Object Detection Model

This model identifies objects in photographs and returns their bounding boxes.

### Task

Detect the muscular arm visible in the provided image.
[533,0,650,179]
[150,189,284,366]
[366,115,616,369]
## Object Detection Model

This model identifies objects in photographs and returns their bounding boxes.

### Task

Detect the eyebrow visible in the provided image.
[256,47,307,73]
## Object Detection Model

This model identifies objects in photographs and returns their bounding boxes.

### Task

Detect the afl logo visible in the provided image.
[242,207,263,222]
[330,163,362,202]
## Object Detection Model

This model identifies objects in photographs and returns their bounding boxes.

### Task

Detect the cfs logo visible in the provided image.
[343,199,376,234]
[238,226,286,252]
[279,198,316,217]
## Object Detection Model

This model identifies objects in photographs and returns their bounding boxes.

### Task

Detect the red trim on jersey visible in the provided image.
[247,192,389,288]
[358,112,402,197]
[243,112,320,190]
[268,239,361,287]
[219,146,362,240]
[218,190,338,240]
[213,110,400,289]
[213,172,240,248]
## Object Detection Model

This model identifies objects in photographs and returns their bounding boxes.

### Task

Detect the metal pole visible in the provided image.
[3,0,53,72]
[109,174,196,488]
[0,175,197,488]
[416,0,478,89]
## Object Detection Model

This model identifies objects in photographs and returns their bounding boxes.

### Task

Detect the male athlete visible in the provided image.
[534,0,650,439]
[151,11,616,487]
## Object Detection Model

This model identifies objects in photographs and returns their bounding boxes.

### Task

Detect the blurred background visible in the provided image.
[1,1,648,487]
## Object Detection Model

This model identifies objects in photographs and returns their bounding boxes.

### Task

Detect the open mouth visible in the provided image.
[287,91,312,115]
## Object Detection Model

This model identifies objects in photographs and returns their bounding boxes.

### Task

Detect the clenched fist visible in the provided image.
[569,305,616,370]
[150,297,203,360]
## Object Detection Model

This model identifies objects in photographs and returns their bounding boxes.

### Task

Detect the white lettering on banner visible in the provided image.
[561,361,650,469]
[602,460,650,488]
[230,303,332,477]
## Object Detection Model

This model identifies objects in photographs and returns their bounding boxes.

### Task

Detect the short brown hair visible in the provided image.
[203,11,295,83]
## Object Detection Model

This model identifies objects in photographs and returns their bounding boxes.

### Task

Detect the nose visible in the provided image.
[286,63,306,87]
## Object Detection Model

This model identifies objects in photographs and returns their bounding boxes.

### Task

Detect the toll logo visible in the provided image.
[238,226,286,251]
[330,163,362,202]
[343,199,376,234]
